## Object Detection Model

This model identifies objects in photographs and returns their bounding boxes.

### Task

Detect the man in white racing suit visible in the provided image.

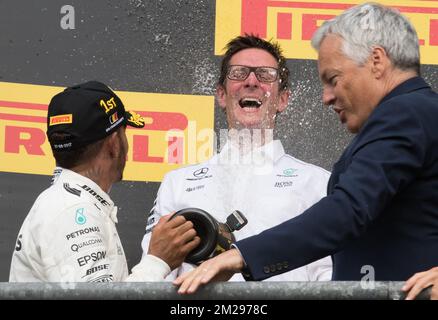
[10,81,199,282]
[141,35,332,281]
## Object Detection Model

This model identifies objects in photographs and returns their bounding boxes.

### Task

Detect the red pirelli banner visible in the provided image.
[215,0,438,64]
[0,82,214,182]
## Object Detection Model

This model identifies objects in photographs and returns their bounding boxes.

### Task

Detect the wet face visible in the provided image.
[318,35,380,133]
[217,48,289,130]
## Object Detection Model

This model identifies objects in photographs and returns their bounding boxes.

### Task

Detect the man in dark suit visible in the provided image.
[174,2,438,295]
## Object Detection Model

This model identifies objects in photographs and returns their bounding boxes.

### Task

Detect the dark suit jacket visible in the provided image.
[237,77,438,280]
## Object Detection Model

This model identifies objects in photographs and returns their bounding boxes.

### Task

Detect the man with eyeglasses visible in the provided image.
[175,3,438,299]
[141,35,332,282]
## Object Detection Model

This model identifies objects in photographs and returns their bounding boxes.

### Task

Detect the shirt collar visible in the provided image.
[54,167,117,222]
[212,139,285,166]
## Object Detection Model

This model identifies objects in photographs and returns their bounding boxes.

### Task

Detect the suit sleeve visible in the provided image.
[236,102,427,280]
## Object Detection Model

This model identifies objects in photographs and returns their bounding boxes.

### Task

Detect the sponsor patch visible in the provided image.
[75,208,87,225]
[79,184,109,206]
[49,114,72,126]
[77,251,106,267]
[64,183,81,197]
[186,167,213,181]
[185,185,205,192]
[89,274,114,282]
[274,181,294,188]
[53,142,72,149]
[277,168,298,177]
[66,226,100,240]
[71,238,103,252]
[84,264,109,276]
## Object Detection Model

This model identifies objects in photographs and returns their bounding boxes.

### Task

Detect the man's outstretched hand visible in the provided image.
[173,248,245,294]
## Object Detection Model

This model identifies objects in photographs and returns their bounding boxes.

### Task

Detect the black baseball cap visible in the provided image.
[47,81,145,151]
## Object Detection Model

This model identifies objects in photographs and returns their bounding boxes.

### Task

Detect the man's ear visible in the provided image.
[277,89,290,113]
[216,85,227,111]
[370,46,389,79]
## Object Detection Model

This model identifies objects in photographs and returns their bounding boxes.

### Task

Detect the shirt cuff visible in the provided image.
[231,244,252,280]
[126,254,171,282]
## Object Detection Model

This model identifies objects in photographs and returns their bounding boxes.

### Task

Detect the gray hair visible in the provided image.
[311,2,420,74]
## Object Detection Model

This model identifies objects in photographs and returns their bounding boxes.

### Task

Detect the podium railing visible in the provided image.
[0,281,431,300]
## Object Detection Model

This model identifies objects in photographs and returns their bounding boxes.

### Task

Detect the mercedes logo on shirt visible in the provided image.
[186,167,212,181]
[194,167,209,177]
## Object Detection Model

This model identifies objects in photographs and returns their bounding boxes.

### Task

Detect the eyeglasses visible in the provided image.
[227,65,279,83]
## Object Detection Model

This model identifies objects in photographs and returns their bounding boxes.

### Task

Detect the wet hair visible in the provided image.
[218,34,290,91]
[311,2,420,74]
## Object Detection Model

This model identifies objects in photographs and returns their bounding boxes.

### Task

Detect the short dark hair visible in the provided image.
[50,132,105,169]
[218,34,290,91]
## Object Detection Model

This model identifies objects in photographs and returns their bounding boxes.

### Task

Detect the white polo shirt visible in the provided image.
[142,140,332,281]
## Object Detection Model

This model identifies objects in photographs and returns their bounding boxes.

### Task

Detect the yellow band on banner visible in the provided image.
[0,82,214,182]
[215,0,438,65]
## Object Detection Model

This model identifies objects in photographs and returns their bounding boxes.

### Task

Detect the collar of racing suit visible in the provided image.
[52,167,118,223]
